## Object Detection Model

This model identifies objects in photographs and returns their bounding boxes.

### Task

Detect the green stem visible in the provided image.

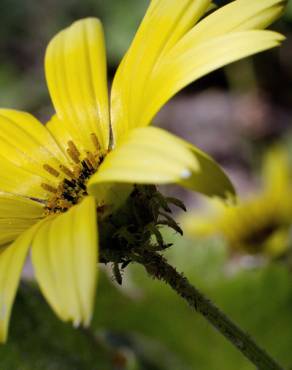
[133,250,284,370]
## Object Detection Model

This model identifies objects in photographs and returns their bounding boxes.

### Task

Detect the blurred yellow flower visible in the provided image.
[182,147,292,257]
[0,0,285,342]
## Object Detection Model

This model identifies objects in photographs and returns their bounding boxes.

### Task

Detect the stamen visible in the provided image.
[59,165,75,179]
[44,135,105,215]
[76,180,86,190]
[43,164,60,178]
[84,158,94,171]
[86,151,97,168]
[67,141,81,164]
[62,191,75,202]
[63,178,77,189]
[90,133,100,152]
[58,199,73,209]
[41,183,58,193]
[73,165,81,178]
[81,160,92,177]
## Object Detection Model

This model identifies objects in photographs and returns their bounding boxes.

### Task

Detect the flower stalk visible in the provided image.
[132,249,284,370]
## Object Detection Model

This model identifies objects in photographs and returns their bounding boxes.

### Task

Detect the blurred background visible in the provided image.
[1,0,292,369]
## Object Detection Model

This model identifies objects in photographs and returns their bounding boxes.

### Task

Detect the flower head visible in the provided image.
[182,146,292,256]
[0,0,286,341]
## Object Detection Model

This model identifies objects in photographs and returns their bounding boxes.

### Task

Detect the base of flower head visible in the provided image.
[98,185,186,285]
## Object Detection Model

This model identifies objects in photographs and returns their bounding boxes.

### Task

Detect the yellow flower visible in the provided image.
[182,146,292,256]
[0,0,285,342]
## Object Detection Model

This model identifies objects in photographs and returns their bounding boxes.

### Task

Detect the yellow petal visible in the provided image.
[0,192,44,246]
[181,144,235,200]
[0,110,70,178]
[142,30,284,125]
[0,219,38,247]
[262,146,290,195]
[0,154,49,199]
[31,220,65,319]
[264,227,290,257]
[0,110,73,199]
[0,192,43,219]
[88,127,234,201]
[0,222,42,342]
[46,115,76,161]
[110,0,285,142]
[31,196,98,326]
[180,211,218,238]
[70,196,98,325]
[45,18,110,152]
[187,0,286,41]
[110,0,211,142]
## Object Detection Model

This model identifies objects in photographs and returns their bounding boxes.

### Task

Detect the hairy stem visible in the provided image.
[132,250,284,370]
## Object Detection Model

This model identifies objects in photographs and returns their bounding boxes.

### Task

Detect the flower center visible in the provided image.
[241,221,279,249]
[42,133,104,215]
